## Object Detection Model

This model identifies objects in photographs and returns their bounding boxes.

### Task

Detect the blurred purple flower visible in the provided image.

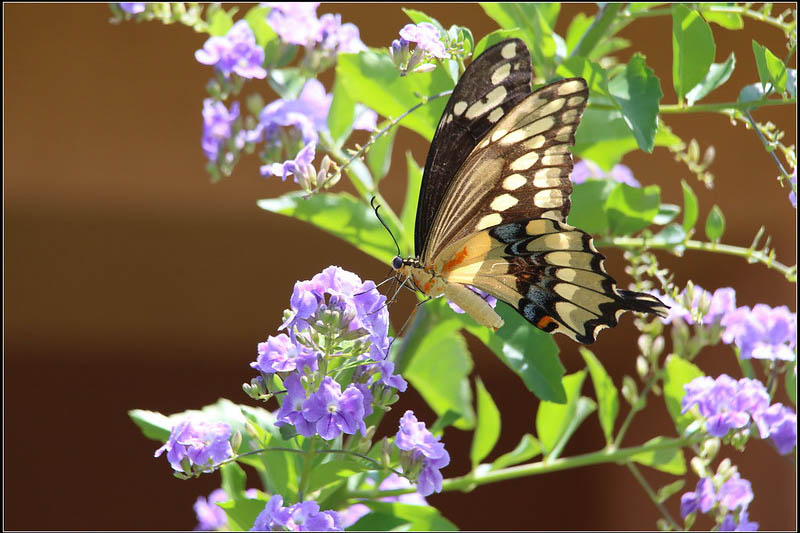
[154,419,233,473]
[752,402,796,454]
[720,510,759,531]
[721,304,796,361]
[788,168,796,208]
[681,477,716,518]
[195,20,266,79]
[682,375,769,438]
[572,159,641,187]
[202,99,242,162]
[251,494,341,532]
[119,2,146,14]
[353,107,378,131]
[267,3,365,53]
[395,410,450,496]
[655,286,736,326]
[252,333,318,374]
[398,23,448,59]
[318,13,367,53]
[302,376,367,440]
[194,488,259,531]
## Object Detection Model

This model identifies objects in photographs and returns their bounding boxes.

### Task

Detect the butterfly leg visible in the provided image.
[443,282,504,329]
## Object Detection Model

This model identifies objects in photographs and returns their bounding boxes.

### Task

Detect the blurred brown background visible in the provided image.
[4,3,796,530]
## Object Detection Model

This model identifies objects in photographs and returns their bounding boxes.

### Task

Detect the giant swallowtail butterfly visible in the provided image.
[391,38,667,344]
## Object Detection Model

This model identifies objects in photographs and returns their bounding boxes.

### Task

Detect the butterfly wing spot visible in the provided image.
[502,173,527,191]
[537,97,566,116]
[500,117,554,145]
[466,86,508,120]
[476,212,503,231]
[557,79,588,96]
[487,107,505,123]
[491,128,509,142]
[567,95,586,106]
[536,315,557,329]
[491,63,512,85]
[533,189,565,208]
[524,232,581,253]
[541,155,570,167]
[441,246,469,275]
[453,101,468,116]
[509,151,540,171]
[546,251,595,269]
[532,168,566,188]
[501,41,517,59]
[522,134,547,150]
[490,193,519,212]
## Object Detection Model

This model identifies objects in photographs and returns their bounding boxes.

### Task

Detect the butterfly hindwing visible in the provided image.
[422,78,589,262]
[434,219,668,344]
[415,38,533,257]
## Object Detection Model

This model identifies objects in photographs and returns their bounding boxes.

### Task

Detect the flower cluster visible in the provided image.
[251,495,342,532]
[194,487,259,531]
[202,99,244,164]
[266,3,365,54]
[154,418,234,474]
[395,411,451,496]
[573,159,642,187]
[681,472,758,531]
[390,23,450,75]
[250,266,406,442]
[118,2,145,15]
[682,374,796,454]
[195,20,267,80]
[721,304,797,361]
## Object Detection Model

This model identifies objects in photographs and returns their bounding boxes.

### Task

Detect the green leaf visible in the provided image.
[752,40,787,92]
[608,53,663,152]
[267,68,306,100]
[580,348,619,445]
[686,52,736,105]
[306,458,362,493]
[207,7,234,36]
[550,396,596,459]
[672,4,716,102]
[536,371,587,456]
[702,6,744,30]
[556,56,609,96]
[244,6,277,47]
[473,29,525,58]
[656,479,686,504]
[429,410,463,436]
[681,179,699,232]
[663,355,704,435]
[128,409,171,441]
[491,434,542,470]
[786,361,796,406]
[220,462,247,501]
[737,82,766,104]
[653,204,681,226]
[480,3,558,74]
[705,204,726,241]
[787,69,797,98]
[565,12,593,54]
[221,496,268,531]
[366,121,397,182]
[328,77,356,145]
[631,436,687,474]
[257,192,397,265]
[464,303,566,403]
[401,152,422,252]
[336,51,454,142]
[471,378,502,466]
[605,183,662,236]
[350,502,458,531]
[573,108,682,170]
[405,316,475,429]
[567,179,618,234]
[651,223,687,250]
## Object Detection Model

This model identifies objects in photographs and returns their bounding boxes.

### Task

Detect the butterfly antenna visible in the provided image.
[370,196,402,257]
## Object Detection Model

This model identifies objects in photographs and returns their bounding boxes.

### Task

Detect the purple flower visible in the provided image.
[194,488,259,531]
[398,23,448,59]
[264,142,317,181]
[680,477,716,518]
[275,373,317,437]
[656,286,736,326]
[195,20,266,79]
[395,411,450,496]
[721,304,796,361]
[721,510,759,531]
[266,4,365,53]
[202,99,242,162]
[352,107,378,131]
[154,419,233,473]
[572,159,642,187]
[788,168,796,208]
[119,2,146,14]
[252,333,318,374]
[448,286,498,315]
[681,375,769,438]
[251,494,341,532]
[752,402,796,454]
[302,376,367,440]
[718,473,754,512]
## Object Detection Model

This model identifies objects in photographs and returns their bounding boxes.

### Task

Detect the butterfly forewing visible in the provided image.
[415,38,532,257]
[422,78,589,262]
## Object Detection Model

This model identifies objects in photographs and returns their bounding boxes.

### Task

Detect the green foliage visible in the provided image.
[681,179,699,233]
[671,5,716,103]
[580,348,620,445]
[491,434,542,469]
[471,378,502,466]
[752,40,788,93]
[631,437,687,474]
[350,502,458,531]
[663,356,704,435]
[608,53,663,152]
[536,370,589,456]
[705,204,726,242]
[686,52,736,105]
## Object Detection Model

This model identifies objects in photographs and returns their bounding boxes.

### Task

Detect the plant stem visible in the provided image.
[626,462,680,530]
[597,236,797,282]
[589,97,795,115]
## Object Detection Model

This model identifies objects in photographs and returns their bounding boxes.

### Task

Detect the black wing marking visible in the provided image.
[415,38,532,257]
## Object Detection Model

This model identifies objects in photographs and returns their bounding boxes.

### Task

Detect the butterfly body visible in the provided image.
[393,38,667,344]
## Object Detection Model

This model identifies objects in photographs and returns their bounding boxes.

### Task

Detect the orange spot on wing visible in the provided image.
[537,315,555,329]
[442,247,470,274]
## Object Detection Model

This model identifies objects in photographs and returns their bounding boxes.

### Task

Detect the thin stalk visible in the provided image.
[626,462,680,531]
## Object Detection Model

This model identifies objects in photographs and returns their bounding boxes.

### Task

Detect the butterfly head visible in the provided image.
[391,255,404,270]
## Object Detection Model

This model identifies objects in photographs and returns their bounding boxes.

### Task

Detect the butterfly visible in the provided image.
[391,38,667,344]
